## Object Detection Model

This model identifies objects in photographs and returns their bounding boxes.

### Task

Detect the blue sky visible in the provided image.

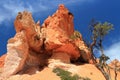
[0,0,120,61]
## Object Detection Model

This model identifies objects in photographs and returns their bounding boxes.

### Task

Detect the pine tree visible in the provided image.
[89,19,113,80]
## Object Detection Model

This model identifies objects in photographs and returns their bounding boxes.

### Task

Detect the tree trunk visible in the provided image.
[90,37,97,63]
[96,64,111,80]
[98,39,112,80]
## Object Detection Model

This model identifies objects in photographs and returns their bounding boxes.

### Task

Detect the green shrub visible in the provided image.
[53,67,91,80]
[70,31,81,40]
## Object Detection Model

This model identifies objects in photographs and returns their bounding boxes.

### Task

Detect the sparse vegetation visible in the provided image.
[89,19,113,62]
[53,67,91,80]
[70,30,81,40]
[89,19,114,80]
[96,54,111,80]
[69,19,118,80]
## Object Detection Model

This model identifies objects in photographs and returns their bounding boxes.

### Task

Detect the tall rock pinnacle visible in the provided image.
[43,4,74,36]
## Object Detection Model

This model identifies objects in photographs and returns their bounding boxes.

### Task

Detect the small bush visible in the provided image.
[53,67,91,80]
[70,31,81,40]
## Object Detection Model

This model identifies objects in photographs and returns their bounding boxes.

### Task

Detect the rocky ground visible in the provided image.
[0,55,120,80]
[1,63,119,80]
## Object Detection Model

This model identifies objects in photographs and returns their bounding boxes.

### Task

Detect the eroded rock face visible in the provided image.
[14,11,43,53]
[43,4,74,36]
[74,38,92,63]
[109,59,120,68]
[41,4,80,62]
[0,4,93,79]
[2,31,29,78]
[53,43,80,60]
[0,54,6,68]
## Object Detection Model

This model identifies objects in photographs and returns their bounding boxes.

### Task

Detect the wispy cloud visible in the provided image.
[0,1,33,24]
[105,41,120,61]
[0,0,96,24]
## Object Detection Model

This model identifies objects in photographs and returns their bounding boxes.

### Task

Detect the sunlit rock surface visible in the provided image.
[0,4,94,80]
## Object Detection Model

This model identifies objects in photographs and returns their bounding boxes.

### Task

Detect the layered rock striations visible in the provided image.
[2,31,29,78]
[0,4,93,79]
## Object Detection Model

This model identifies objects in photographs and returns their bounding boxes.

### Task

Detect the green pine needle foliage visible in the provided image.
[93,22,113,39]
[53,67,91,80]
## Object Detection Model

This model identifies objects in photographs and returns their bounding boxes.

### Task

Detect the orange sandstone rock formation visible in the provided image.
[0,4,93,79]
[0,54,6,68]
[74,37,92,63]
[43,4,74,36]
[109,59,120,68]
[41,4,80,63]
[14,11,43,53]
[2,31,29,78]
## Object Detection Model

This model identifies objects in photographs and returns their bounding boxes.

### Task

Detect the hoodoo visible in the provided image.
[0,4,93,79]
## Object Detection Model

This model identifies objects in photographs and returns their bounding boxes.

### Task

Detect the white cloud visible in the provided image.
[3,3,33,14]
[0,0,96,24]
[105,41,120,61]
[1,1,45,22]
[0,1,34,24]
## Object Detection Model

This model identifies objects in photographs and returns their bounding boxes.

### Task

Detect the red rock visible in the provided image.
[41,27,68,51]
[41,4,80,62]
[50,52,71,63]
[43,4,74,36]
[0,54,6,68]
[53,43,80,60]
[14,11,43,53]
[73,36,92,63]
[0,4,94,79]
